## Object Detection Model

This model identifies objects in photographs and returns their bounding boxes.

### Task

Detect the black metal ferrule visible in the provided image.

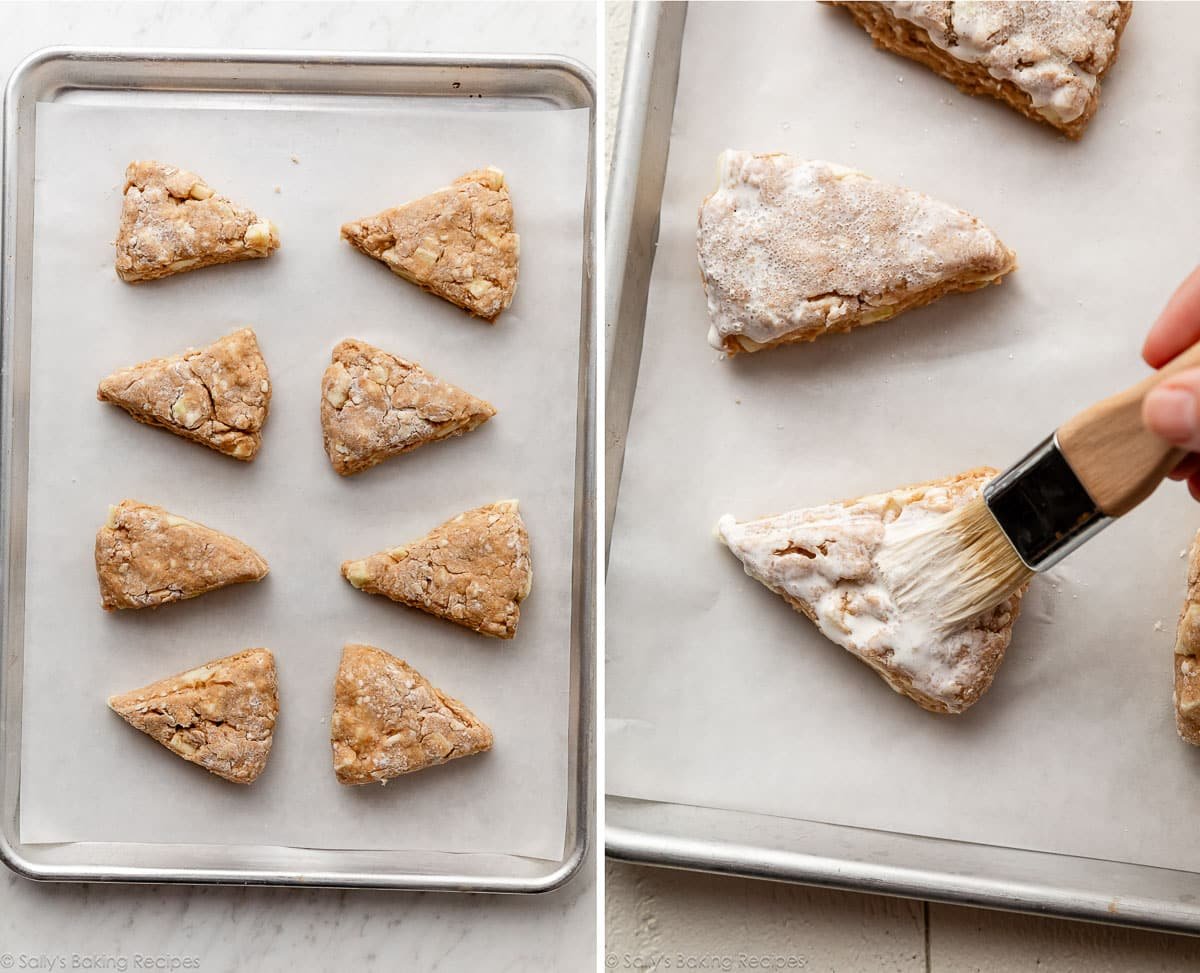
[983,434,1112,572]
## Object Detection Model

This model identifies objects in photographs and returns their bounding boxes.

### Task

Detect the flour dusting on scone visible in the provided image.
[108,649,278,784]
[320,339,495,476]
[828,2,1132,138]
[115,161,279,282]
[98,328,271,461]
[330,644,492,785]
[340,167,519,320]
[717,468,1026,714]
[95,500,269,611]
[1174,530,1200,745]
[698,153,1015,355]
[341,500,532,639]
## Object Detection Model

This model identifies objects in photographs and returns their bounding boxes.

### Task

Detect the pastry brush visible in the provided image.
[879,342,1200,628]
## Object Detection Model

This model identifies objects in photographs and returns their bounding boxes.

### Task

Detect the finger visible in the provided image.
[1144,266,1200,367]
[1188,471,1200,503]
[1144,374,1200,452]
[1169,454,1200,482]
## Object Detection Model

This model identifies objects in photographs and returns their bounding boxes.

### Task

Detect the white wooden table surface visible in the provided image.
[603,2,1200,967]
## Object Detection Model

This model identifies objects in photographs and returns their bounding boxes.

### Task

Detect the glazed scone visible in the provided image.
[828,1,1132,138]
[97,328,271,461]
[331,643,492,785]
[341,500,532,639]
[698,153,1016,355]
[115,161,279,282]
[717,468,1026,714]
[321,339,495,476]
[108,649,278,783]
[340,167,519,320]
[1174,530,1200,745]
[96,500,269,611]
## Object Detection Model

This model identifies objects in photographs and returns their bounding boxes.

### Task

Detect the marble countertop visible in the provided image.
[0,4,594,971]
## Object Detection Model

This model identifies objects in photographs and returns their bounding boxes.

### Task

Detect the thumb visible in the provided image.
[1144,371,1200,451]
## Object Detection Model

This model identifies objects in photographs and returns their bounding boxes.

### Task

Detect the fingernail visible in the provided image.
[1146,386,1198,444]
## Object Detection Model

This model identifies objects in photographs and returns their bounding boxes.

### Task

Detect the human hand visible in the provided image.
[1142,266,1200,499]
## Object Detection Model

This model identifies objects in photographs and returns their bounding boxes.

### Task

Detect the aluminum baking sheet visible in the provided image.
[2,48,595,890]
[607,0,1200,915]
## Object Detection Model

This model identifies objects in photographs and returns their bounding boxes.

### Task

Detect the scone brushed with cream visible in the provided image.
[98,328,271,461]
[717,468,1026,714]
[108,649,278,784]
[115,161,279,282]
[331,644,492,785]
[698,153,1016,356]
[1175,530,1200,745]
[829,1,1132,139]
[321,339,495,476]
[96,500,269,611]
[340,167,519,321]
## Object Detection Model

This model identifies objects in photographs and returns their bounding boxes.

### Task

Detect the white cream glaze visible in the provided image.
[697,152,1012,351]
[884,1,1125,124]
[718,480,1012,711]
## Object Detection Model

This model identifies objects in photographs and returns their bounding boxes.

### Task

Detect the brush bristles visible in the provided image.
[877,496,1033,630]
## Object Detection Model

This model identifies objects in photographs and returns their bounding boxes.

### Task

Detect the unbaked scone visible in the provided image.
[717,468,1026,714]
[340,167,519,320]
[341,500,532,639]
[1174,530,1200,745]
[96,500,269,611]
[828,1,1132,138]
[331,643,492,785]
[97,328,271,461]
[698,153,1016,356]
[108,648,278,783]
[321,339,495,476]
[115,161,279,282]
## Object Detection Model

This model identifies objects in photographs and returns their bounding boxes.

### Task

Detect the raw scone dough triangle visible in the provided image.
[1174,529,1200,745]
[321,339,496,476]
[97,328,272,461]
[698,153,1016,355]
[717,468,1026,714]
[340,167,519,321]
[331,643,493,785]
[115,160,279,282]
[341,500,532,639]
[108,648,278,784]
[95,500,269,611]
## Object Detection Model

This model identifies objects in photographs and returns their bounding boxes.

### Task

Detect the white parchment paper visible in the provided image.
[21,100,587,858]
[607,2,1200,873]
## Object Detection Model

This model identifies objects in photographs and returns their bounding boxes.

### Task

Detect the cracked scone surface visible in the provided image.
[1174,530,1200,745]
[829,1,1132,138]
[698,153,1016,355]
[321,339,495,476]
[340,167,519,320]
[95,500,269,611]
[331,643,492,785]
[108,648,278,784]
[342,500,532,639]
[115,161,279,282]
[97,328,271,461]
[717,469,1026,714]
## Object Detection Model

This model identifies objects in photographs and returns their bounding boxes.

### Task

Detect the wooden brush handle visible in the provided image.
[1058,342,1200,517]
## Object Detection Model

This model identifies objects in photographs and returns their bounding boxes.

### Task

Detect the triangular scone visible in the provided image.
[698,153,1016,355]
[115,161,279,282]
[829,2,1132,139]
[1174,530,1200,745]
[97,328,271,461]
[717,468,1026,714]
[321,339,496,476]
[96,500,269,611]
[340,167,519,320]
[331,643,493,784]
[108,649,278,783]
[341,500,532,639]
